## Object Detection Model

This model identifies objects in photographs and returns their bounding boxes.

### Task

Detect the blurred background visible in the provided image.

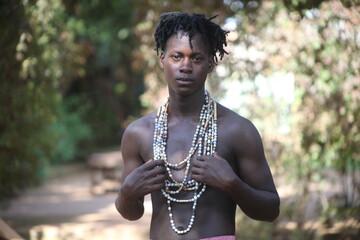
[0,0,359,239]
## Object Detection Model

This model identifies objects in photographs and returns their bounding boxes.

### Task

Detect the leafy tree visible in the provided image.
[217,0,359,238]
[2,2,358,239]
[0,0,88,204]
[62,0,145,146]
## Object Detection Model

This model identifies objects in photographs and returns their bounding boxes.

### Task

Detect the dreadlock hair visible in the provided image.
[154,12,229,65]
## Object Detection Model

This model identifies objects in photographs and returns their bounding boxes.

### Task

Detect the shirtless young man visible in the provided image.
[115,12,280,240]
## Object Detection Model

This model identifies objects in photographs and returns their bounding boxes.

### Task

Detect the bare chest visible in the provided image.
[142,116,238,175]
[164,122,200,181]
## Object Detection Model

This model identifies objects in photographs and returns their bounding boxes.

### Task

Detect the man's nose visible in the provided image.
[180,58,192,73]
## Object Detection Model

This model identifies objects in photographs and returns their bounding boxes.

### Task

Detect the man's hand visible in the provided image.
[121,159,166,200]
[191,153,236,190]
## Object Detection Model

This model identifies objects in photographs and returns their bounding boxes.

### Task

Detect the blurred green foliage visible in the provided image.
[220,0,360,239]
[1,0,359,238]
[49,96,91,163]
[0,0,83,202]
[63,0,145,144]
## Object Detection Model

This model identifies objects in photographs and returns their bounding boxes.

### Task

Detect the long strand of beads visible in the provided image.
[162,183,206,202]
[153,90,217,235]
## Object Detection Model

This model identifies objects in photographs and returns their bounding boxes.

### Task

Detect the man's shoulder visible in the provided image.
[217,103,263,153]
[217,103,254,130]
[126,111,156,129]
[123,111,156,137]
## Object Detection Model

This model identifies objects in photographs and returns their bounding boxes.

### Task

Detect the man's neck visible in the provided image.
[167,90,206,120]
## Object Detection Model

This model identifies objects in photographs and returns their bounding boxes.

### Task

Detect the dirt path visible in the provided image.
[2,164,359,240]
[0,164,152,240]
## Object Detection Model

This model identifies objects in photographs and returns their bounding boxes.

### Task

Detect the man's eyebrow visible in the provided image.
[169,50,183,54]
[169,50,205,56]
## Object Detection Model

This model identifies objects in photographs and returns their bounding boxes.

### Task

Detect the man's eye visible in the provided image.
[172,55,181,60]
[193,57,202,62]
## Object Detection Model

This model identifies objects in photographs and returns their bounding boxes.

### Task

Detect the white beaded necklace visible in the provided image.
[153,90,217,235]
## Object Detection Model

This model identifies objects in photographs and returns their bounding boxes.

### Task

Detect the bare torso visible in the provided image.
[137,103,241,240]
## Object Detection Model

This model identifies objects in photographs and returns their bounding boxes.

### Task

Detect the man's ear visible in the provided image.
[208,59,215,73]
[159,52,164,69]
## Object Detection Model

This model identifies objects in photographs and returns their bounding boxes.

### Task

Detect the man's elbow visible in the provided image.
[251,208,279,222]
[121,212,143,221]
[115,199,144,221]
[116,206,144,221]
[262,196,280,222]
[265,206,280,222]
[248,196,280,222]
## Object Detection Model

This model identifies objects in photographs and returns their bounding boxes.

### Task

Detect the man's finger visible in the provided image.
[196,155,207,161]
[144,159,165,169]
[213,152,223,159]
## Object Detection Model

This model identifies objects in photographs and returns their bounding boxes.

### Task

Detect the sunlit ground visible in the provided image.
[0,163,152,240]
[1,163,358,240]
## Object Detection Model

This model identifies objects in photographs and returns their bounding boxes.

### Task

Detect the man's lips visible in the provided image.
[176,77,193,85]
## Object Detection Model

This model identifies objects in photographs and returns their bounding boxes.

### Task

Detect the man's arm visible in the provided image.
[192,117,280,222]
[115,123,165,221]
[227,118,280,221]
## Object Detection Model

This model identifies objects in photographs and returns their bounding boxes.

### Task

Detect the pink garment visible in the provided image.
[150,235,236,240]
[200,236,236,240]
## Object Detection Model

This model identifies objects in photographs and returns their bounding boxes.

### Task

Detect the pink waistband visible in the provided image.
[200,236,236,240]
[150,235,235,240]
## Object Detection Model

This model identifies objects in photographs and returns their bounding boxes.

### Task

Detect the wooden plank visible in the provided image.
[0,218,24,240]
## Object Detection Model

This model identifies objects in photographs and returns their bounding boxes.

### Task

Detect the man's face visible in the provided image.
[160,32,213,96]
